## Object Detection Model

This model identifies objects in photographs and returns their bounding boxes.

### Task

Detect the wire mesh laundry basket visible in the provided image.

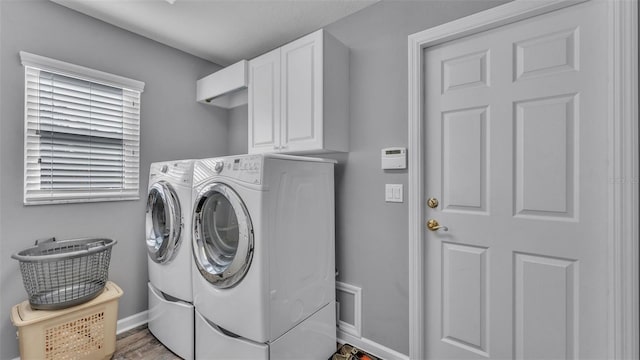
[11,237,117,310]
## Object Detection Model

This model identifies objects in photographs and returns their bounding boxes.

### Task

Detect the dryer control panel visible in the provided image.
[220,155,262,185]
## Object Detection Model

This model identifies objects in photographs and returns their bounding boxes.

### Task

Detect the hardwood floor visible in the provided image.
[113,325,180,360]
[112,325,373,360]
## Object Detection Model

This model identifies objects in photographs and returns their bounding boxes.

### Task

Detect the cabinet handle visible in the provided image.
[280,145,288,150]
[273,145,280,150]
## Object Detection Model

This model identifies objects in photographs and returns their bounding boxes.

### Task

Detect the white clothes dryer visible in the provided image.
[146,159,195,360]
[191,154,336,359]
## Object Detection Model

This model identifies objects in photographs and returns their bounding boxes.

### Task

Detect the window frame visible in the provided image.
[20,51,145,205]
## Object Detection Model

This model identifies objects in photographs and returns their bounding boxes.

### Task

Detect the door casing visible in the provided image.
[407,1,639,359]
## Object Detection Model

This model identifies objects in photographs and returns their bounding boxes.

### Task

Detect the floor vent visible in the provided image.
[336,281,362,338]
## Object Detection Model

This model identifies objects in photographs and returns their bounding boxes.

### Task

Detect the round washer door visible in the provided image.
[146,181,182,264]
[192,182,254,289]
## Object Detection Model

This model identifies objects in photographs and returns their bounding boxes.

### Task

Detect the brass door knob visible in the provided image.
[427,219,448,232]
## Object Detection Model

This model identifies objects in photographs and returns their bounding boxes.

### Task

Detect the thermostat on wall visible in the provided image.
[381,147,407,169]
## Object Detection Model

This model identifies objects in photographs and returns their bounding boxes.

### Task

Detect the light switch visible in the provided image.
[385,184,403,203]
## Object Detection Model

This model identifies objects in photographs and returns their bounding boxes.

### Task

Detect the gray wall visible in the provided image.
[321,1,508,354]
[228,104,249,155]
[0,1,227,358]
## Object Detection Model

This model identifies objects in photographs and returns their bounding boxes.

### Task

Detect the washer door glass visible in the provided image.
[146,181,182,264]
[193,182,253,289]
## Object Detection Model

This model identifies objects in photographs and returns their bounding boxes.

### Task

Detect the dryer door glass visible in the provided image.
[146,181,182,264]
[193,182,253,289]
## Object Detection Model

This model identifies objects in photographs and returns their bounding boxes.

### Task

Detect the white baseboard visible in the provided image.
[337,329,409,360]
[116,310,148,334]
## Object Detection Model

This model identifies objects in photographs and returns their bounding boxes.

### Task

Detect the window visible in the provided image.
[20,51,145,204]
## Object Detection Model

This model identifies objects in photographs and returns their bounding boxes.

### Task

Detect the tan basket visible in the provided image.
[10,281,123,360]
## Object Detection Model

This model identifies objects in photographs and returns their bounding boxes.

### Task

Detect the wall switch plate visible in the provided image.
[385,184,403,203]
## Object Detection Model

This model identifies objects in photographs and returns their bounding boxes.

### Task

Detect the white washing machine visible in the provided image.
[146,159,195,360]
[191,154,337,359]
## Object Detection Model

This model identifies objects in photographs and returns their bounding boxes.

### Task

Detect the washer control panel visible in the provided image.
[150,160,193,185]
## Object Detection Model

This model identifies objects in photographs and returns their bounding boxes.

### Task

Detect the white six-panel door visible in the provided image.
[423,1,608,358]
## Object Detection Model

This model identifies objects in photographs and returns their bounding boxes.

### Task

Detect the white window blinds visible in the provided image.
[21,52,145,204]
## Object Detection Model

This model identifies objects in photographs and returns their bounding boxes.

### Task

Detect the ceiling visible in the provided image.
[50,0,378,66]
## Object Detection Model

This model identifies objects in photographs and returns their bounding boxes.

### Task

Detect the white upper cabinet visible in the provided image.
[197,60,248,109]
[248,29,349,154]
[248,49,281,153]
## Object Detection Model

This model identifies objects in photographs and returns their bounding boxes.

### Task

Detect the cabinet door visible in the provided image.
[248,49,280,154]
[280,30,323,152]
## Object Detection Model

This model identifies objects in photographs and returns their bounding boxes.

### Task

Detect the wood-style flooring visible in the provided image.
[112,325,372,360]
[113,325,180,360]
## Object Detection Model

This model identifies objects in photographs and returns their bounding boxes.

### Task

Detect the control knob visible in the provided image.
[214,161,224,174]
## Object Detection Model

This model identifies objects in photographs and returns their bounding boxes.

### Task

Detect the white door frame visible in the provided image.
[407,1,639,359]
